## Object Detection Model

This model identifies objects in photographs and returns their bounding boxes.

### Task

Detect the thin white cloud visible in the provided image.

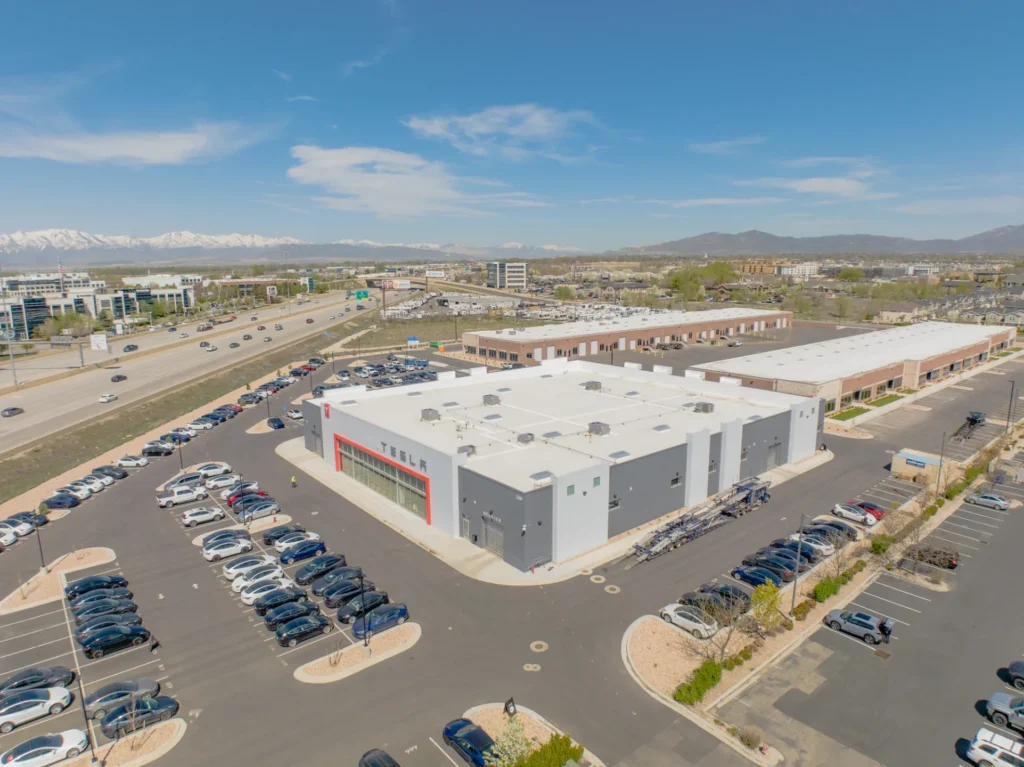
[286,144,548,217]
[687,135,765,155]
[735,176,896,201]
[645,196,785,208]
[0,122,268,165]
[579,195,636,205]
[404,103,598,162]
[343,45,392,77]
[780,156,866,168]
[286,95,318,102]
[891,196,1024,215]
[272,69,293,82]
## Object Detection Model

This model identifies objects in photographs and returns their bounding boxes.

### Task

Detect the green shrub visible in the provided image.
[812,577,841,603]
[782,618,794,631]
[922,506,938,519]
[674,659,723,705]
[936,498,945,508]
[792,600,814,621]
[739,725,763,750]
[838,574,850,585]
[854,559,866,571]
[945,481,967,499]
[871,535,894,554]
[722,658,735,671]
[514,733,583,767]
[38,502,50,516]
[740,647,753,661]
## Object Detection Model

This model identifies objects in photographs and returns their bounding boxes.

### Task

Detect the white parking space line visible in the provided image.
[956,509,1005,522]
[872,582,932,601]
[0,636,69,661]
[859,592,922,614]
[930,534,979,550]
[430,737,462,767]
[820,626,882,653]
[950,515,1000,529]
[84,658,163,688]
[849,603,910,626]
[943,520,993,536]
[938,527,984,542]
[0,623,66,643]
[0,609,65,631]
[275,628,338,657]
[86,566,124,577]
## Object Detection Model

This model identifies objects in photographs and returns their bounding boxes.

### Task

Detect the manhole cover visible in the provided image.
[523,663,542,672]
[590,575,606,584]
[604,585,621,594]
[530,641,548,653]
[579,568,593,576]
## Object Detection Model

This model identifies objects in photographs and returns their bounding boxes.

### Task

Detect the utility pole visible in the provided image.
[935,431,947,497]
[790,513,806,616]
[1007,380,1017,434]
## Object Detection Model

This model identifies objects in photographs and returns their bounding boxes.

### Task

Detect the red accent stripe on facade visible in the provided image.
[333,434,432,525]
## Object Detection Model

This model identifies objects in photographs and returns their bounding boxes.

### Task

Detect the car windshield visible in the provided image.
[462,728,494,751]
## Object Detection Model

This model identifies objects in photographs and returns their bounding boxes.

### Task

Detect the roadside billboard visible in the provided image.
[90,333,109,351]
[425,270,445,278]
[382,279,411,290]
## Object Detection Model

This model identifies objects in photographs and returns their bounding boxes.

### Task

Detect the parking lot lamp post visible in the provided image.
[790,514,806,616]
[77,677,100,764]
[358,572,369,648]
[1007,380,1017,435]
[177,439,185,473]
[266,391,272,420]
[935,431,947,497]
[35,521,46,572]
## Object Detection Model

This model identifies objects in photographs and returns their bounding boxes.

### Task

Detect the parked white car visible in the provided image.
[0,728,89,765]
[206,473,241,490]
[273,531,321,552]
[188,420,214,431]
[196,462,232,478]
[0,530,17,547]
[232,564,285,593]
[220,481,259,500]
[99,393,117,403]
[170,426,197,439]
[202,538,254,562]
[145,440,175,452]
[240,577,294,606]
[116,455,149,468]
[54,485,91,501]
[77,477,106,492]
[221,554,277,580]
[285,409,303,421]
[157,486,208,508]
[660,603,718,639]
[0,687,72,733]
[0,519,34,538]
[831,503,877,526]
[180,507,225,527]
[85,473,114,487]
[789,533,835,556]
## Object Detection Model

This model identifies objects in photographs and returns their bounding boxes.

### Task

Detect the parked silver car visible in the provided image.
[85,679,160,720]
[966,492,1010,511]
[824,609,893,645]
[0,688,71,733]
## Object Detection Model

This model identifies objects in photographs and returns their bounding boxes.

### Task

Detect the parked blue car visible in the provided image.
[267,417,286,430]
[279,539,327,565]
[203,411,227,423]
[351,603,409,640]
[161,432,190,444]
[730,566,783,588]
[42,494,80,509]
[442,717,494,767]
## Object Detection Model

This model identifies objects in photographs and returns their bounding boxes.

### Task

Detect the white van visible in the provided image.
[967,727,1024,766]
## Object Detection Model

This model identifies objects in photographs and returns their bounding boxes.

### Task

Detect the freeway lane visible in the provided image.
[0,292,399,454]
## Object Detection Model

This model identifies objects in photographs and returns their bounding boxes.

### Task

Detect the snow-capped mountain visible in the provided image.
[0,229,306,253]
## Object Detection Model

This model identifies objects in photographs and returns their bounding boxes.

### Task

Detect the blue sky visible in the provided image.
[1,0,1022,250]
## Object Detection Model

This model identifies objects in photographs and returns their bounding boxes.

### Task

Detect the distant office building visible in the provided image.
[731,261,818,279]
[1,272,106,296]
[487,262,528,290]
[121,274,204,288]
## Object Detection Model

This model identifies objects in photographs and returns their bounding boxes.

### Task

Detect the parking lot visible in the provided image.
[0,559,175,752]
[714,473,1024,767]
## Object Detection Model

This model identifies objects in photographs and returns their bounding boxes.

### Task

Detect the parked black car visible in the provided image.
[295,553,347,585]
[770,539,823,563]
[275,615,333,647]
[698,583,751,612]
[337,590,389,624]
[81,626,151,659]
[141,444,173,457]
[262,524,307,546]
[0,666,74,696]
[311,567,364,597]
[100,696,179,738]
[65,575,129,600]
[74,613,143,644]
[264,600,321,630]
[70,587,134,610]
[740,555,795,582]
[9,511,48,527]
[359,748,401,767]
[73,599,138,625]
[323,579,375,609]
[253,587,307,617]
[755,547,811,572]
[201,528,250,547]
[91,465,129,480]
[804,525,850,546]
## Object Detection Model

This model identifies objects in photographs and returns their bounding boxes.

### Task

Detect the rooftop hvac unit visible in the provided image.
[517,432,535,444]
[694,402,715,414]
[457,444,476,457]
[483,394,501,406]
[583,381,602,391]
[589,421,611,436]
[421,408,441,422]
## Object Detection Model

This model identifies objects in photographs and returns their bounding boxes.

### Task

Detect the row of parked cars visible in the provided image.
[39,459,148,513]
[0,508,49,552]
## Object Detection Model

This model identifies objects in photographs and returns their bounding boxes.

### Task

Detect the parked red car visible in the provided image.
[226,489,269,506]
[221,404,244,413]
[850,500,886,520]
[300,365,316,372]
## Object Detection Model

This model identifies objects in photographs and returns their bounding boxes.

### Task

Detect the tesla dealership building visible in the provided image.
[303,359,822,571]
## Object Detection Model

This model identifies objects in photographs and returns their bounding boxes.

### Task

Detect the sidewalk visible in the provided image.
[277,438,834,587]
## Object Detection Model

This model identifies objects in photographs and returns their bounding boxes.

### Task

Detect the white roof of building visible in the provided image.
[466,307,783,344]
[694,322,1011,385]
[315,359,806,491]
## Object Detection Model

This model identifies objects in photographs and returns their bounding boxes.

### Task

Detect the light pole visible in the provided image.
[935,431,947,497]
[76,677,100,764]
[35,522,47,573]
[1007,380,1017,434]
[358,572,369,648]
[177,438,185,473]
[790,514,806,616]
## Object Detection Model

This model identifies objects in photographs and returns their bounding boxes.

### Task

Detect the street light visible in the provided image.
[358,572,369,648]
[76,677,100,764]
[177,437,185,473]
[35,521,47,573]
[790,514,806,616]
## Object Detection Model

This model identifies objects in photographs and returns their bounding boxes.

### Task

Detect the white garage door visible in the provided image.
[482,518,504,557]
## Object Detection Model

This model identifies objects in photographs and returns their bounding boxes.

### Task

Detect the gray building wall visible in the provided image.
[458,467,553,571]
[302,400,324,458]
[707,432,722,495]
[607,444,688,538]
[739,412,791,478]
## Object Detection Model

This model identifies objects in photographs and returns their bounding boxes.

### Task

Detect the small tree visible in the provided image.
[486,714,531,767]
[750,582,783,635]
[553,285,576,301]
[834,295,852,319]
[38,502,50,517]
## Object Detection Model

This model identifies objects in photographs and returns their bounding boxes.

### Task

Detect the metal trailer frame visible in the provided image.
[624,477,772,568]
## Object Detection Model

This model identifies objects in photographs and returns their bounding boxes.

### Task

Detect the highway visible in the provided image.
[0,291,394,454]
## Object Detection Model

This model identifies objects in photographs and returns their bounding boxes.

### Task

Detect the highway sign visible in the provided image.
[3,329,16,341]
[355,290,369,300]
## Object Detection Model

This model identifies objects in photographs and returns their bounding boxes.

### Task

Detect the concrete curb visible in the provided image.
[0,547,117,616]
[293,622,421,684]
[463,702,607,767]
[72,718,188,767]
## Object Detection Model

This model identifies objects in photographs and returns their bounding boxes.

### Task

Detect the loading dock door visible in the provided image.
[546,346,556,360]
[482,517,504,557]
[766,442,782,470]
[590,341,598,354]
[578,341,586,356]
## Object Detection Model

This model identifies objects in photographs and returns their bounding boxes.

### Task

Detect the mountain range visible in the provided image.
[620,225,1024,256]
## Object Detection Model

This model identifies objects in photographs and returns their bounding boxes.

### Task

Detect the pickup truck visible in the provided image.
[986,691,1024,730]
[156,486,208,508]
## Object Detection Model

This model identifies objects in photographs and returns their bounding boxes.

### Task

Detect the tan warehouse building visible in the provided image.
[691,322,1016,414]
[461,307,791,365]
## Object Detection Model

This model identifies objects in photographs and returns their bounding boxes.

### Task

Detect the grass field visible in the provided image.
[0,317,364,505]
[865,393,903,407]
[344,314,557,349]
[831,406,870,421]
